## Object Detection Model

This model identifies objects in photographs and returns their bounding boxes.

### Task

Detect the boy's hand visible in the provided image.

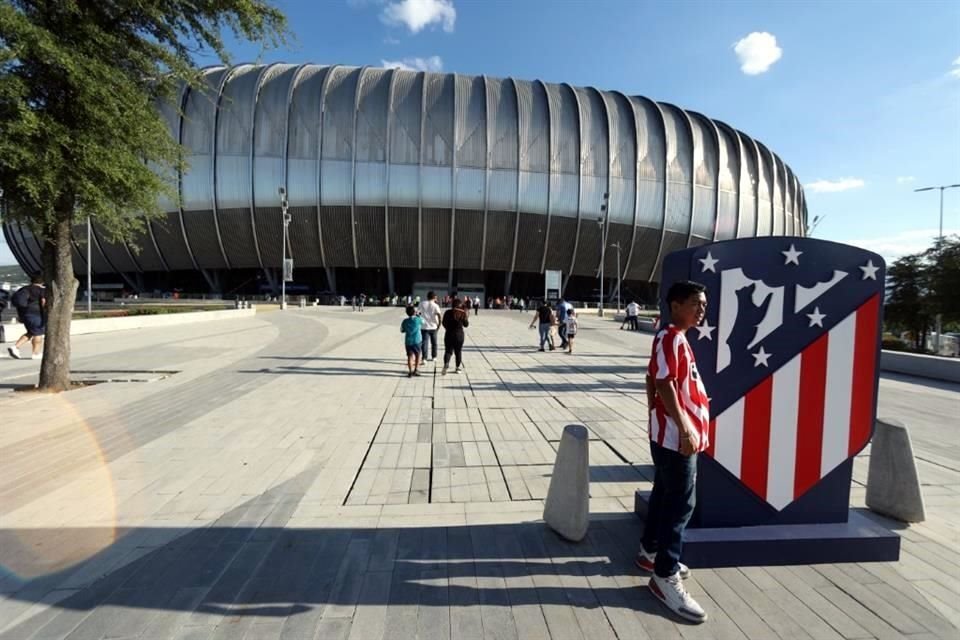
[679,432,696,456]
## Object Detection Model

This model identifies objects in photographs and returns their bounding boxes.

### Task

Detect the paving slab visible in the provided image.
[0,307,957,638]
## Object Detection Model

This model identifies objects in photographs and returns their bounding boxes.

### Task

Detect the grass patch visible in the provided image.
[74,305,231,319]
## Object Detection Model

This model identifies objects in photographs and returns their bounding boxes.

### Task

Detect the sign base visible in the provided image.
[634,490,900,567]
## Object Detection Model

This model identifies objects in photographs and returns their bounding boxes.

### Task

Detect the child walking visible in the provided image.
[564,308,578,354]
[400,305,423,377]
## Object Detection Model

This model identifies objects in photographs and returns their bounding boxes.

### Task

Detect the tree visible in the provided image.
[0,1,286,391]
[885,253,929,351]
[884,235,960,352]
[924,235,960,326]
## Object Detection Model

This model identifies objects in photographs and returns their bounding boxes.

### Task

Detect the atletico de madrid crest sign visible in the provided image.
[661,237,885,520]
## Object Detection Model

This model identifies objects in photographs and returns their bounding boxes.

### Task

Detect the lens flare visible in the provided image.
[1,391,123,582]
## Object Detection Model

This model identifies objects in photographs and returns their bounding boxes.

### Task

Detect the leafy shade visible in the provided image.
[0,0,286,236]
[0,0,286,391]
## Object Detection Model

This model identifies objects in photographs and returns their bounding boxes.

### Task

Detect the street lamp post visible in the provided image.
[914,183,960,354]
[610,241,622,312]
[86,216,92,315]
[279,187,291,311]
[807,214,827,236]
[598,192,609,317]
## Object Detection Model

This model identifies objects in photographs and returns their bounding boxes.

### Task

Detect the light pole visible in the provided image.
[279,186,291,310]
[610,241,622,312]
[914,183,960,354]
[598,192,609,317]
[807,214,827,236]
[86,215,92,314]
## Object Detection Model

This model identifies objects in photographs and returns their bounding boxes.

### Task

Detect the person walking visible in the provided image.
[441,298,469,374]
[555,298,570,349]
[621,300,640,331]
[564,308,579,354]
[473,296,480,315]
[400,305,423,378]
[8,274,46,360]
[359,293,366,312]
[637,280,710,623]
[529,300,556,351]
[418,291,442,364]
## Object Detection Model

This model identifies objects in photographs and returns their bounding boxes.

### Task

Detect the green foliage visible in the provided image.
[924,235,960,321]
[884,234,960,351]
[0,0,287,239]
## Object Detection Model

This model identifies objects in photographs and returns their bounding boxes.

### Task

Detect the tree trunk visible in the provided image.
[38,208,78,392]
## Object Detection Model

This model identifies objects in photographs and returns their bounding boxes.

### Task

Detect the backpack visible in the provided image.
[12,286,31,310]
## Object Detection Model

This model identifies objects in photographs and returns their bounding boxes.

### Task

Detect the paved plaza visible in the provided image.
[0,307,957,639]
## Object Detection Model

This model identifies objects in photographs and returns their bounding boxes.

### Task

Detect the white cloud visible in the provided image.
[381,0,456,33]
[381,56,443,72]
[733,32,782,75]
[805,177,866,193]
[848,228,958,264]
[950,56,960,78]
[896,176,915,184]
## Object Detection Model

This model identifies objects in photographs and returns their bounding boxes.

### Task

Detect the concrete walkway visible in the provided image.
[0,307,957,639]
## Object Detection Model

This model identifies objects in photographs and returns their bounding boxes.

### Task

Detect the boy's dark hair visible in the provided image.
[405,305,416,316]
[30,273,43,285]
[427,291,435,300]
[666,280,706,305]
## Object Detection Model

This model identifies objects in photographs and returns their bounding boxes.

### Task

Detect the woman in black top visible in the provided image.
[441,297,470,374]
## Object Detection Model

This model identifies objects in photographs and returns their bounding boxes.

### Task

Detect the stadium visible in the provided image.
[2,63,806,301]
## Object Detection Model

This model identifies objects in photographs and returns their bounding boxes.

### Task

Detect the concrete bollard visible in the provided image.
[866,418,925,523]
[543,424,590,542]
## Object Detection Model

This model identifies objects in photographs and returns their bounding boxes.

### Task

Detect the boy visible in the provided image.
[400,305,423,377]
[638,280,709,623]
[8,274,46,360]
[564,308,578,354]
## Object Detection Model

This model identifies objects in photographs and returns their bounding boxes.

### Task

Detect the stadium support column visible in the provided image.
[388,268,395,296]
[263,268,278,296]
[202,269,220,294]
[325,267,337,294]
[504,272,513,297]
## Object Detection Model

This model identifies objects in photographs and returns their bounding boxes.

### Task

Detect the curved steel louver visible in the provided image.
[2,64,807,283]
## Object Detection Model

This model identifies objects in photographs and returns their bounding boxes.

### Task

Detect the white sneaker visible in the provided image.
[649,573,707,623]
[634,544,691,579]
[31,353,42,360]
[8,346,21,360]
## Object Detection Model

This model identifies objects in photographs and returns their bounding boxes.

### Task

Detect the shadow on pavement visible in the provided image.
[0,507,675,637]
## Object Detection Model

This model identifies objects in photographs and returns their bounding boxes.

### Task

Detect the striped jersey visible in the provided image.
[648,325,711,453]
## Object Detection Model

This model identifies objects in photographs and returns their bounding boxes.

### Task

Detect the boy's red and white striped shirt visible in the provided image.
[648,325,711,453]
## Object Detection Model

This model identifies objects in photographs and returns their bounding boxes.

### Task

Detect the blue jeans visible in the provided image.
[421,329,437,360]
[641,440,697,577]
[538,323,554,349]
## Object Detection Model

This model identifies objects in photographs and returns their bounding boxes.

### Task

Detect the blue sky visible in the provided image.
[5,0,957,266]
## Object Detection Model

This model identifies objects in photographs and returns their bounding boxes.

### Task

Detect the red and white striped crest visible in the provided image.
[705,295,880,510]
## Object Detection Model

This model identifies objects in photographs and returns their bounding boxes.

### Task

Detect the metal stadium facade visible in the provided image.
[2,63,807,299]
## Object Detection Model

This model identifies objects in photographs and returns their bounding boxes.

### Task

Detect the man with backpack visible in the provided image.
[9,274,46,360]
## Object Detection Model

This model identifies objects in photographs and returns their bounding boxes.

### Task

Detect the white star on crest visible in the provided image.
[860,260,879,280]
[752,346,772,367]
[782,244,802,265]
[695,320,715,341]
[807,306,826,327]
[699,252,718,273]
